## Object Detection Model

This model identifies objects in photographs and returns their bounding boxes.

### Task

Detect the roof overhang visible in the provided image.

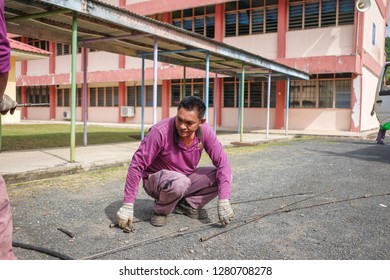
[9,38,51,61]
[4,0,310,81]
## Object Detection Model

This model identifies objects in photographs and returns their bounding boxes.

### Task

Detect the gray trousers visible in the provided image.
[143,167,218,215]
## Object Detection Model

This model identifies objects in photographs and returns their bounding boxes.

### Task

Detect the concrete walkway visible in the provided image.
[0,126,378,184]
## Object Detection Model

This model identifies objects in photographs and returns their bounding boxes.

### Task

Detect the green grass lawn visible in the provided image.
[0,123,144,152]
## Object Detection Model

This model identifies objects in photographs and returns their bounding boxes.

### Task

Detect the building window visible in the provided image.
[126,86,136,106]
[97,88,104,107]
[16,87,22,104]
[89,87,119,107]
[126,85,162,107]
[289,0,355,31]
[27,86,50,104]
[223,77,276,108]
[63,89,70,107]
[225,0,278,37]
[172,5,215,38]
[170,79,214,107]
[57,88,82,107]
[137,85,162,107]
[290,74,352,108]
[57,90,63,106]
[304,1,320,29]
[321,0,337,27]
[77,88,83,107]
[318,80,333,108]
[26,37,50,51]
[223,78,236,107]
[56,43,82,55]
[335,79,351,108]
[338,0,355,24]
[171,82,181,107]
[90,88,96,107]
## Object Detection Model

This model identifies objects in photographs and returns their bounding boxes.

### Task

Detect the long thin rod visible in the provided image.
[213,74,218,132]
[16,103,50,107]
[83,43,88,146]
[240,64,245,142]
[141,54,145,140]
[199,189,332,242]
[183,66,186,96]
[285,76,290,136]
[81,226,192,260]
[237,76,241,134]
[205,51,210,122]
[70,11,78,163]
[153,36,158,125]
[266,72,271,139]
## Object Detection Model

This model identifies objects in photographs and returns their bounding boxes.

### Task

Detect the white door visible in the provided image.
[374,63,390,129]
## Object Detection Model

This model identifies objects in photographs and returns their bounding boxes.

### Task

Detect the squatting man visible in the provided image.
[116,96,234,228]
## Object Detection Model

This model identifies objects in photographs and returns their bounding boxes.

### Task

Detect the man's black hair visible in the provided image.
[178,96,206,119]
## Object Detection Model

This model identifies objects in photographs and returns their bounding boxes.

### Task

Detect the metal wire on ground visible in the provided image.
[199,189,333,242]
[199,191,390,242]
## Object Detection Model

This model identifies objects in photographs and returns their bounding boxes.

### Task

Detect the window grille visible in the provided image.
[133,85,162,107]
[318,80,333,108]
[225,0,278,37]
[335,80,351,108]
[223,78,275,108]
[27,86,50,104]
[171,5,215,38]
[290,74,352,109]
[27,37,50,51]
[171,79,214,107]
[289,0,354,30]
[56,43,82,55]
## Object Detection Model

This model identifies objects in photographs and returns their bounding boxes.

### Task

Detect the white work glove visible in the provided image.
[116,203,134,229]
[0,94,17,115]
[218,199,234,227]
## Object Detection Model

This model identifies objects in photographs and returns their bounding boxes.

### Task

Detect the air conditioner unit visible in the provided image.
[63,110,71,120]
[121,106,135,117]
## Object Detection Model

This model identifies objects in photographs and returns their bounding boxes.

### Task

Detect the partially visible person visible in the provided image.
[0,176,16,260]
[371,100,386,145]
[375,127,386,145]
[0,0,18,260]
[116,96,234,228]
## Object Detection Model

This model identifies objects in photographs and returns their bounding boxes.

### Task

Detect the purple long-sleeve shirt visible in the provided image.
[124,116,232,203]
[0,1,10,74]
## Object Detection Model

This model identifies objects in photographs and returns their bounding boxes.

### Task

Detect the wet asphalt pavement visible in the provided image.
[7,137,390,260]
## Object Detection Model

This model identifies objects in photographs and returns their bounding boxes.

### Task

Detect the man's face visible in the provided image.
[175,108,205,139]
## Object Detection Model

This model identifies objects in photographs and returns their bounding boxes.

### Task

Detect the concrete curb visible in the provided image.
[4,159,132,185]
[4,163,84,185]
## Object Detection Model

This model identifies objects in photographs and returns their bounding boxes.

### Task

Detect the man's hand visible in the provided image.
[116,203,134,229]
[218,199,234,227]
[0,94,17,115]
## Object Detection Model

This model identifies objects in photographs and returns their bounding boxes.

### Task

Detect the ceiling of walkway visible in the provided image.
[5,0,309,80]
